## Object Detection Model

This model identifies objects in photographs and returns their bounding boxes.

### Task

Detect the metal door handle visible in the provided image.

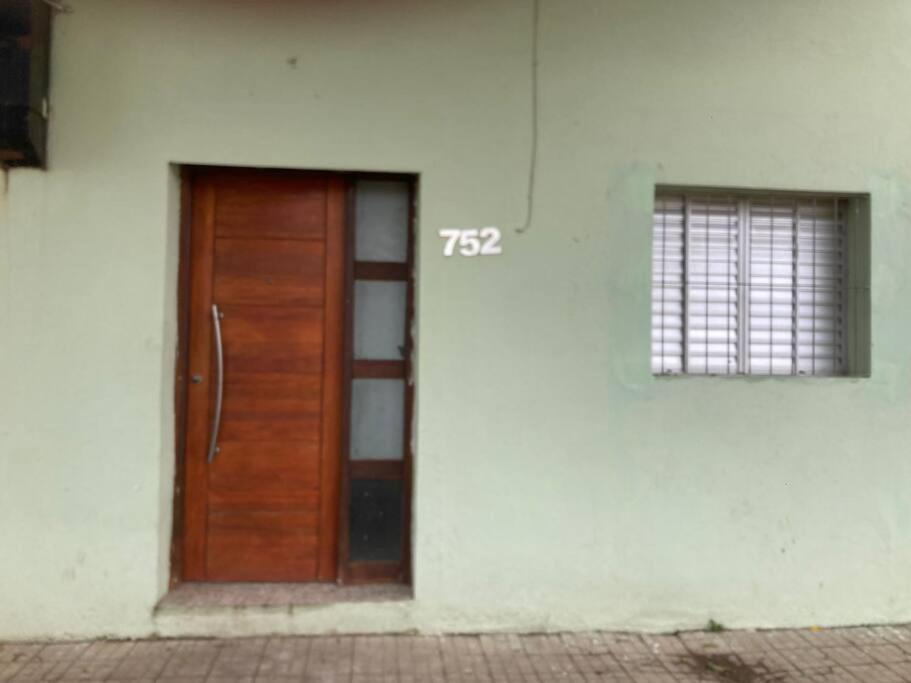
[207,304,224,464]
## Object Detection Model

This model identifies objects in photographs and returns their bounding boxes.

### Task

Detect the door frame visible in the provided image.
[169,165,415,587]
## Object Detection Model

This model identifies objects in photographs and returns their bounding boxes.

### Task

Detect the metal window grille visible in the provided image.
[652,192,848,376]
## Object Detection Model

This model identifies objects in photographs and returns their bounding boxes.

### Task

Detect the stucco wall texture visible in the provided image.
[2,0,911,640]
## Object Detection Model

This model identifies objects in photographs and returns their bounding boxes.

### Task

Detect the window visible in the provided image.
[652,189,870,377]
[344,177,414,582]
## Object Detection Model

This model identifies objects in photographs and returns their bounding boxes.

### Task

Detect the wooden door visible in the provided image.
[182,168,345,582]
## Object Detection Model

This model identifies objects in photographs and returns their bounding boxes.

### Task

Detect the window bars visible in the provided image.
[652,192,849,376]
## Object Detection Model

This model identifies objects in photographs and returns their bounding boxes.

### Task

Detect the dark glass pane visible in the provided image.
[349,479,403,562]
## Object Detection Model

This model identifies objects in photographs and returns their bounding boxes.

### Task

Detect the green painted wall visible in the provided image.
[3,0,911,639]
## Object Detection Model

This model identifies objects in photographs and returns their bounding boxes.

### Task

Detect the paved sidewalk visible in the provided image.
[4,626,911,682]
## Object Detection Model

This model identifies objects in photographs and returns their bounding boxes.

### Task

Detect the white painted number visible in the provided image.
[459,229,481,256]
[439,227,502,257]
[479,227,502,255]
[439,229,460,256]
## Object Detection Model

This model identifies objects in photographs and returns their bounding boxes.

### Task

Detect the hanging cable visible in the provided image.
[40,0,73,13]
[515,0,540,234]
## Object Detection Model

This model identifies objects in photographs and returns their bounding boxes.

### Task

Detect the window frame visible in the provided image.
[339,173,416,585]
[652,186,871,379]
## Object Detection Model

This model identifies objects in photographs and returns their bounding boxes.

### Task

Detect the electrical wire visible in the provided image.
[40,0,73,13]
[515,0,540,234]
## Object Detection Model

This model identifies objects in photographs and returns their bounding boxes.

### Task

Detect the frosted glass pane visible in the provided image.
[355,180,409,263]
[354,281,407,360]
[350,379,405,461]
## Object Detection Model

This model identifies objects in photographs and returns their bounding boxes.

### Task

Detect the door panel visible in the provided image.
[182,168,344,582]
[216,373,322,443]
[213,239,325,307]
[206,506,320,582]
[219,307,325,374]
[214,173,329,240]
[208,441,321,499]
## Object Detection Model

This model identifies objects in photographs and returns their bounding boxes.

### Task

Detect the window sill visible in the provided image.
[651,372,868,381]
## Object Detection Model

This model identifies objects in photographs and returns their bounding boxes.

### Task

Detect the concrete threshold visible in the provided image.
[152,583,417,638]
[156,582,413,612]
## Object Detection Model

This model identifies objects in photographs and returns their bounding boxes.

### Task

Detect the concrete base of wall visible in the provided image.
[154,601,418,640]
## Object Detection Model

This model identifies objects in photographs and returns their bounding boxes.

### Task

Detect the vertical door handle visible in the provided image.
[207,303,224,464]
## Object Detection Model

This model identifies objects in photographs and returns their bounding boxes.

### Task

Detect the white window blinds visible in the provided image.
[652,192,848,376]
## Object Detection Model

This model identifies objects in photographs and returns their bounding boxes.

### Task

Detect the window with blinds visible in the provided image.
[652,191,853,376]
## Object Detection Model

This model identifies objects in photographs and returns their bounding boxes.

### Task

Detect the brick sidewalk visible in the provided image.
[3,626,911,682]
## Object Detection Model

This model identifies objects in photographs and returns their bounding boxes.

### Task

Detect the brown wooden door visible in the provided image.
[182,168,345,582]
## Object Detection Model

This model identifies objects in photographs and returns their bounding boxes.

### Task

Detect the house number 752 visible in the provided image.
[439,228,503,257]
